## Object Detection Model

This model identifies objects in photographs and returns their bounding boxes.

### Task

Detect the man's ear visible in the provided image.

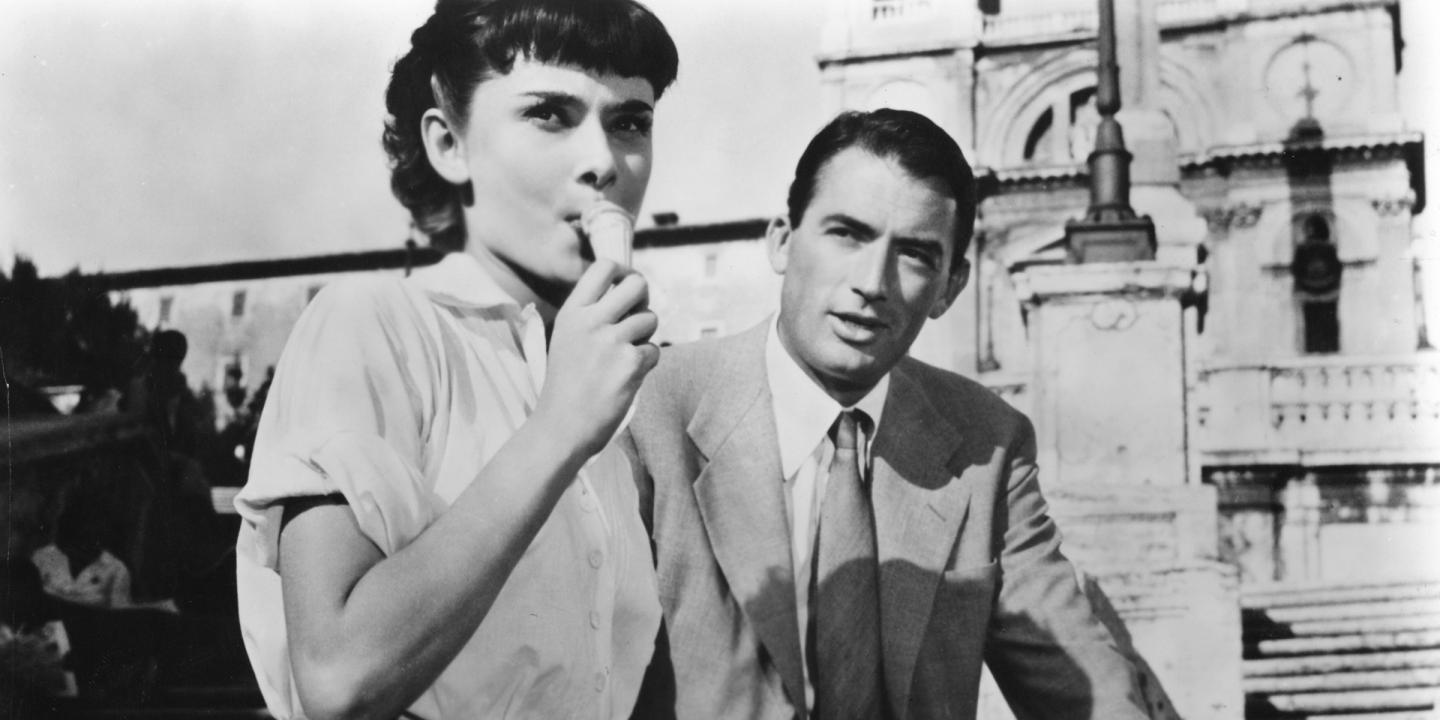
[421,108,470,185]
[928,257,971,319]
[765,216,793,275]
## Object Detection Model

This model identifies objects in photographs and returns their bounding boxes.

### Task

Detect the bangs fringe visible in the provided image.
[481,0,679,98]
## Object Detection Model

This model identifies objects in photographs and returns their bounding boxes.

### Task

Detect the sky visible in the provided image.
[2,0,1436,275]
[0,0,826,275]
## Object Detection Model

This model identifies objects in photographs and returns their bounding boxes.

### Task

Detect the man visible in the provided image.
[624,109,1148,719]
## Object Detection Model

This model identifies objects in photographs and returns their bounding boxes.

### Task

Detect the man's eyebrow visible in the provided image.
[818,212,878,238]
[894,235,947,253]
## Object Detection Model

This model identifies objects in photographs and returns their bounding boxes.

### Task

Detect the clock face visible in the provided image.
[1262,37,1353,123]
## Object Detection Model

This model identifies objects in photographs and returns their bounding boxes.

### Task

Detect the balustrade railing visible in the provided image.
[1198,355,1440,466]
[981,8,1094,41]
[870,0,934,22]
[979,0,1358,43]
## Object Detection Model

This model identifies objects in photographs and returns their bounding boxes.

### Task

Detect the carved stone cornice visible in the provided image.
[1371,192,1416,217]
[1201,203,1265,233]
[1013,262,1203,305]
[1182,132,1423,176]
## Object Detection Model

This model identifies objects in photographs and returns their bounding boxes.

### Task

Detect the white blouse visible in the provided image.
[234,253,660,720]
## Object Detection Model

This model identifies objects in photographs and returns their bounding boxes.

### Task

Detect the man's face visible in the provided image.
[769,148,969,405]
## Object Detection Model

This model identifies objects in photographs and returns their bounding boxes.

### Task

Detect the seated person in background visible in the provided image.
[30,490,175,613]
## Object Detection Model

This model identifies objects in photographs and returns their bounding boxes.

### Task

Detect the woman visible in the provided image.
[233,1,678,718]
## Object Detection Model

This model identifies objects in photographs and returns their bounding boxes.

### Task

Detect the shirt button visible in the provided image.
[590,611,602,629]
[594,671,607,692]
[588,550,604,569]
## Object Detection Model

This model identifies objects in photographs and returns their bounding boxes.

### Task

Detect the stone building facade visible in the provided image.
[808,0,1437,591]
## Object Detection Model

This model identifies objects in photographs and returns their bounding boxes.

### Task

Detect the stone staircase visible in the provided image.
[1242,579,1440,719]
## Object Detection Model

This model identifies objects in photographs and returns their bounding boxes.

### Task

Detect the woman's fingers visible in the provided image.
[634,342,660,376]
[613,308,659,346]
[589,271,648,323]
[567,260,628,308]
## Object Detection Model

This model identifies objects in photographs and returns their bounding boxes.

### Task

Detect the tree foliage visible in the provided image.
[1,256,150,402]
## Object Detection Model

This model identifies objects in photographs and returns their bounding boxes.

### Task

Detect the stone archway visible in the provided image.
[979,46,1219,168]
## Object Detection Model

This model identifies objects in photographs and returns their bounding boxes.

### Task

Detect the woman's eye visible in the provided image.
[610,114,653,137]
[523,103,568,129]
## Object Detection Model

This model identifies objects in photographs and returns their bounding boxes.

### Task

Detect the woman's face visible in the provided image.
[455,58,656,302]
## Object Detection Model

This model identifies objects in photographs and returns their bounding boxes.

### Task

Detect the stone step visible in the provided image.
[1243,582,1440,719]
[1250,598,1440,625]
[1244,667,1440,694]
[1253,629,1440,657]
[1280,613,1440,638]
[1277,712,1440,720]
[1255,687,1437,715]
[1246,649,1440,677]
[1243,581,1440,610]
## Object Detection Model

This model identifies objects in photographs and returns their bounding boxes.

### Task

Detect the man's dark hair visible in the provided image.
[785,109,978,267]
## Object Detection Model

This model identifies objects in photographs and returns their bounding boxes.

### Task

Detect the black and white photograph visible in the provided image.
[3,0,1438,718]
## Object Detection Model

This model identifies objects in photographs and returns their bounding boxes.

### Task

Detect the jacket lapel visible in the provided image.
[688,325,808,711]
[870,362,974,716]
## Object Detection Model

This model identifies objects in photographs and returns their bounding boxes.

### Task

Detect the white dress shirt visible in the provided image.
[764,319,889,712]
[235,253,660,720]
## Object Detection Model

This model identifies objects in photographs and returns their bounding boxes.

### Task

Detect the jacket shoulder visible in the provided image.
[633,334,741,426]
[895,356,1033,443]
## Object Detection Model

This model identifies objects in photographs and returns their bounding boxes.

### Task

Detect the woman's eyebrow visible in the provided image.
[605,99,655,114]
[518,92,652,115]
[519,90,582,105]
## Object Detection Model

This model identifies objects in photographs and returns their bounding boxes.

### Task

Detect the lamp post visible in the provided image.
[1064,0,1157,263]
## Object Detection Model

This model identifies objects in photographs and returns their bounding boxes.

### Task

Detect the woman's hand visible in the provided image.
[534,260,659,458]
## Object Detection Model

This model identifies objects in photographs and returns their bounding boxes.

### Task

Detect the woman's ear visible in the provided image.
[421,108,470,185]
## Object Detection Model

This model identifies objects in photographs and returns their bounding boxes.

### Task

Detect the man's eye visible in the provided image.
[826,226,855,239]
[900,246,940,268]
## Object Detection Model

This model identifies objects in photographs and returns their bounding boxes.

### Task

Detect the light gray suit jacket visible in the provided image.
[623,323,1148,720]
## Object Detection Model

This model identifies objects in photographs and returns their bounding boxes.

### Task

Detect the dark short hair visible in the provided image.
[384,0,679,251]
[151,329,188,365]
[785,109,977,267]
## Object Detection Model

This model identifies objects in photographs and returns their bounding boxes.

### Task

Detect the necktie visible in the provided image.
[811,409,885,719]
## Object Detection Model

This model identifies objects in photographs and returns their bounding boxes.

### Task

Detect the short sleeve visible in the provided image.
[235,278,444,570]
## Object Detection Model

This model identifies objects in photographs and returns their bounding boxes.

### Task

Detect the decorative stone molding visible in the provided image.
[1371,192,1416,217]
[1201,202,1265,232]
[1231,203,1265,228]
[1200,207,1230,233]
[1014,262,1204,305]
